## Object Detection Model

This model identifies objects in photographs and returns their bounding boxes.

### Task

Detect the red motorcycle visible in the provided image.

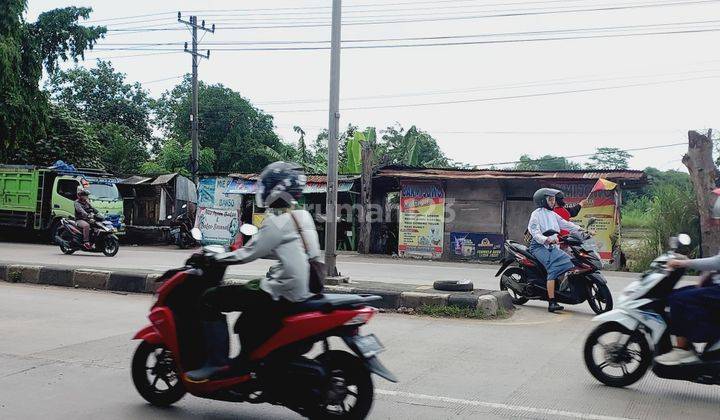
[131,244,396,419]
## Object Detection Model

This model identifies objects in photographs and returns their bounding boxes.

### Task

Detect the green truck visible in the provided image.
[0,164,125,240]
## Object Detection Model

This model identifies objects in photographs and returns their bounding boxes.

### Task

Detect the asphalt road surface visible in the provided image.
[2,283,719,420]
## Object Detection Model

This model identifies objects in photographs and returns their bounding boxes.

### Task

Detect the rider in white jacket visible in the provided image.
[528,188,583,313]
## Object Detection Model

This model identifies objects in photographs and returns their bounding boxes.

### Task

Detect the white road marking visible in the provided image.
[376,389,636,420]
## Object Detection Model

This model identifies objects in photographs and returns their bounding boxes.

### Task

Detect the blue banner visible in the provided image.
[449,232,504,261]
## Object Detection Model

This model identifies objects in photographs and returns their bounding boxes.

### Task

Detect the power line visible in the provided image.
[84,51,184,59]
[105,0,720,32]
[96,18,720,48]
[93,26,720,53]
[257,66,720,105]
[473,143,686,167]
[266,74,720,113]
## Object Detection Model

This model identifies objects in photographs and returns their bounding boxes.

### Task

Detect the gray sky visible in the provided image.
[25,0,720,171]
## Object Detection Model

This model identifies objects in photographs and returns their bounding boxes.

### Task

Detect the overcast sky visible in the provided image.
[25,0,720,171]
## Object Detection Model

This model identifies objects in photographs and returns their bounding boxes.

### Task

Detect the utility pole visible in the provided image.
[324,0,342,277]
[178,12,214,185]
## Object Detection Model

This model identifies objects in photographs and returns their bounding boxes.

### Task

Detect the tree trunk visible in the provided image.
[358,144,373,254]
[682,130,720,257]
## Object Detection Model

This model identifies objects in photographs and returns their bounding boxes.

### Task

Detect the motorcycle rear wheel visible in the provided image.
[103,236,119,257]
[131,341,186,406]
[59,243,75,255]
[584,322,651,388]
[499,268,529,305]
[311,350,374,420]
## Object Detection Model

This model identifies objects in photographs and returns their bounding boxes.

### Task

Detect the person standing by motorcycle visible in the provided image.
[554,192,587,236]
[655,189,720,366]
[186,162,319,382]
[528,188,584,312]
[75,186,99,250]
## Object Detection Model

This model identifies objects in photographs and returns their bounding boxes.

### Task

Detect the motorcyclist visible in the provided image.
[528,188,584,313]
[554,191,587,236]
[655,188,720,366]
[185,162,319,382]
[74,186,99,250]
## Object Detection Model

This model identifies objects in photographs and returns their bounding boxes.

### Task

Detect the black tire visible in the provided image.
[433,280,473,292]
[584,322,651,388]
[587,282,613,314]
[131,341,186,406]
[311,350,374,420]
[499,268,529,305]
[177,233,187,249]
[56,227,76,255]
[102,235,120,257]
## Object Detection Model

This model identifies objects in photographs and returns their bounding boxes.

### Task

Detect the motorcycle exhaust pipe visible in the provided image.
[501,273,525,294]
[55,236,70,248]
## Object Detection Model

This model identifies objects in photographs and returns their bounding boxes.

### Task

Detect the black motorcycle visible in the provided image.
[495,222,613,314]
[55,214,120,257]
[167,204,197,249]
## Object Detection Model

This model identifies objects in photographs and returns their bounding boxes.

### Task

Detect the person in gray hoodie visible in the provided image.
[186,162,320,382]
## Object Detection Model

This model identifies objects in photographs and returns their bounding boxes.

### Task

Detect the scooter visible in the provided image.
[495,219,613,314]
[55,214,120,257]
[131,226,396,419]
[583,234,720,387]
[167,204,197,249]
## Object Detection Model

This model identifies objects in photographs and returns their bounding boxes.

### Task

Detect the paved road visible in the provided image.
[0,242,650,298]
[2,283,720,419]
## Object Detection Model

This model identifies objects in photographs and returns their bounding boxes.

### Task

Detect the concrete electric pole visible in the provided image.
[324,0,342,277]
[178,13,214,185]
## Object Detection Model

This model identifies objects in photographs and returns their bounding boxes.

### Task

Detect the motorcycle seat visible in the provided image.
[506,241,547,275]
[286,293,381,315]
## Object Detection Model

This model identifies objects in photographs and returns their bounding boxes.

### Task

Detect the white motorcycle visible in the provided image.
[583,234,720,387]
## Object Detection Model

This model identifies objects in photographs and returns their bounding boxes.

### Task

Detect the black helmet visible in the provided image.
[533,188,561,210]
[255,161,306,208]
[555,191,566,207]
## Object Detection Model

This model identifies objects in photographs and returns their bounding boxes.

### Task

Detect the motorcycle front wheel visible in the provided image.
[584,322,651,388]
[131,341,186,406]
[587,282,613,314]
[103,235,119,257]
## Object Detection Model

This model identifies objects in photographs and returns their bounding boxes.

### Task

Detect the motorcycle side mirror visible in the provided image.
[678,233,692,246]
[668,236,679,250]
[191,228,202,241]
[240,224,259,236]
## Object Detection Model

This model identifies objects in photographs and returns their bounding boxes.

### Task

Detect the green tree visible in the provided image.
[10,105,102,168]
[0,1,105,160]
[380,124,449,167]
[586,147,632,170]
[514,154,581,170]
[154,78,283,173]
[46,60,154,173]
[141,139,215,177]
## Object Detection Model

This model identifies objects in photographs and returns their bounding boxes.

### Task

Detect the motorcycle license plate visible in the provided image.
[353,334,385,358]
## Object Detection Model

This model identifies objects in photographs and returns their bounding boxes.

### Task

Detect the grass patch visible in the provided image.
[622,208,651,229]
[8,270,21,283]
[415,304,511,319]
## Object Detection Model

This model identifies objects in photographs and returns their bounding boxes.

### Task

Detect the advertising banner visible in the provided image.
[398,182,445,259]
[197,176,243,245]
[543,181,619,261]
[197,208,241,245]
[450,232,504,261]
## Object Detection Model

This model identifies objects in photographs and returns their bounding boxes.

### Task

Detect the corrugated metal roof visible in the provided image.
[224,178,355,194]
[118,175,152,185]
[375,165,646,182]
[151,173,178,185]
[228,173,359,184]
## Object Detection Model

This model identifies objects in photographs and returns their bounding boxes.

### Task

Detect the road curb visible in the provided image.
[0,264,515,316]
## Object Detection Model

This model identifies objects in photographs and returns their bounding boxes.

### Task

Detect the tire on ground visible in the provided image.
[432,280,473,292]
